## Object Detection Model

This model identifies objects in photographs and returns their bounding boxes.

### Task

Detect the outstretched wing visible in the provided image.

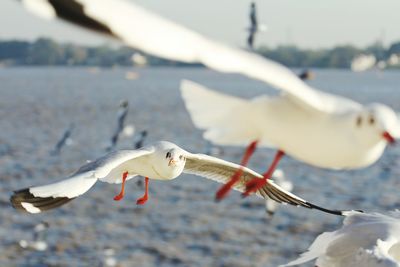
[10,148,154,213]
[17,0,360,113]
[184,153,345,216]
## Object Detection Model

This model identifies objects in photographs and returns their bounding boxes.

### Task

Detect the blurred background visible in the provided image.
[0,1,400,266]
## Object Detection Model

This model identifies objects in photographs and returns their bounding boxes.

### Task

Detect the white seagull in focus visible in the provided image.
[11,141,347,216]
[17,0,400,198]
[282,211,400,267]
[180,80,399,199]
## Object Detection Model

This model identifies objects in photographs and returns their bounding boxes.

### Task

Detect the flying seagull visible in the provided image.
[282,211,400,267]
[11,141,347,216]
[247,2,258,49]
[17,0,400,198]
[107,100,129,152]
[50,123,74,156]
[180,80,399,199]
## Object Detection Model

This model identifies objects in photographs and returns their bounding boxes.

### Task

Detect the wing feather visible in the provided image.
[184,153,345,215]
[10,147,154,213]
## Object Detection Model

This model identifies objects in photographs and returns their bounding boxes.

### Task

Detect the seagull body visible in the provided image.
[181,80,398,170]
[11,141,346,215]
[282,211,400,267]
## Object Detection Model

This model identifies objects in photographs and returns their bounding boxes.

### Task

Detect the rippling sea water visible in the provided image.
[0,67,400,267]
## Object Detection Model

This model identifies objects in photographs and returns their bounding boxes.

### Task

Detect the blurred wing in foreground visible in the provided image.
[17,0,346,113]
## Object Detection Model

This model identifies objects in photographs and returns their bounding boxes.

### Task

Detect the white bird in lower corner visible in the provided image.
[282,211,400,267]
[180,80,400,200]
[11,141,346,216]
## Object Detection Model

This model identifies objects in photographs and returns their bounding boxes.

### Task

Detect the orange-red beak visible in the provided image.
[383,131,396,144]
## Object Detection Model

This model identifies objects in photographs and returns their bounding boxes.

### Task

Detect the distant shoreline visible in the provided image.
[1,37,399,69]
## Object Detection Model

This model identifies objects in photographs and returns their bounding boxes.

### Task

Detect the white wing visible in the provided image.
[283,211,400,267]
[183,152,345,216]
[19,0,361,113]
[10,147,154,213]
[180,80,269,146]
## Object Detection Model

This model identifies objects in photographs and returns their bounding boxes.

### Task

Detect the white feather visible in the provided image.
[282,212,400,267]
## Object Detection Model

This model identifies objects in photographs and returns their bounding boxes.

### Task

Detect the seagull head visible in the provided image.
[357,104,400,145]
[152,141,187,179]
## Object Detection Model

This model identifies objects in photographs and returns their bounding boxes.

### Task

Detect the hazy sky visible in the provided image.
[1,0,399,49]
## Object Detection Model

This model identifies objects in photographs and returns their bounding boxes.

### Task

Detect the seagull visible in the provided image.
[282,211,400,267]
[180,80,400,199]
[19,221,49,251]
[17,1,400,197]
[134,130,148,149]
[247,2,258,50]
[107,100,129,152]
[11,141,347,215]
[50,123,74,156]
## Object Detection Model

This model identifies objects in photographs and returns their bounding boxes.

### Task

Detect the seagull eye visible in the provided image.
[369,115,375,125]
[179,155,183,160]
[166,152,171,159]
[356,116,362,127]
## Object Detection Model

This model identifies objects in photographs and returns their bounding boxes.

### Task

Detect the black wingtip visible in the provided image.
[10,188,74,213]
[306,202,361,216]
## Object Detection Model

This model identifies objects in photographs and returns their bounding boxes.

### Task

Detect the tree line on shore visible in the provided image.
[0,37,399,68]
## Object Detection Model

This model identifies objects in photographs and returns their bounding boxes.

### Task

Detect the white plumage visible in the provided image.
[11,141,345,215]
[181,80,399,170]
[282,211,400,267]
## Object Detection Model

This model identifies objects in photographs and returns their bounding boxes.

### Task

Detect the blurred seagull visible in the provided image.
[282,211,400,267]
[247,2,257,49]
[298,69,315,81]
[134,130,148,149]
[19,221,49,251]
[246,2,266,50]
[11,141,347,216]
[50,123,74,156]
[107,100,130,152]
[180,80,399,200]
[17,1,400,197]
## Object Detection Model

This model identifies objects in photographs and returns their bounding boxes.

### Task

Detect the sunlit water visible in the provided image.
[0,67,400,267]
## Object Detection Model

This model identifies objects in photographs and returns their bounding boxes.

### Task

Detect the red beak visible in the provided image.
[383,131,396,144]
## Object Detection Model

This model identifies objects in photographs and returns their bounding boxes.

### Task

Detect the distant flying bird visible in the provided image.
[50,123,74,156]
[298,69,315,81]
[107,100,129,151]
[17,1,400,198]
[134,130,148,149]
[11,141,346,216]
[282,211,400,267]
[265,169,293,216]
[247,2,257,49]
[180,80,399,200]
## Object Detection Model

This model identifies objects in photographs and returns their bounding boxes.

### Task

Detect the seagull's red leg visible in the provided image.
[215,140,259,201]
[242,150,285,197]
[114,171,129,201]
[136,177,149,205]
